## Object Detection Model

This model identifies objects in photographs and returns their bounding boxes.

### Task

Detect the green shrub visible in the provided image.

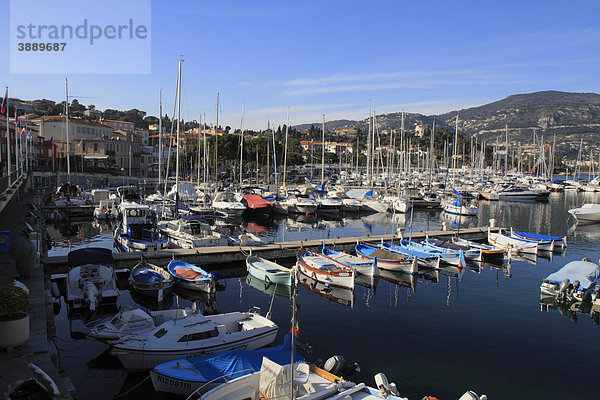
[0,286,30,314]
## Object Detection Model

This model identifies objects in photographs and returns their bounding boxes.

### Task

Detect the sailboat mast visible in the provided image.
[215,93,219,185]
[283,106,289,190]
[203,113,207,186]
[504,124,508,176]
[321,114,325,186]
[239,103,245,187]
[175,58,183,193]
[272,121,277,186]
[367,100,372,187]
[158,89,163,189]
[197,113,202,183]
[5,87,10,186]
[65,78,71,182]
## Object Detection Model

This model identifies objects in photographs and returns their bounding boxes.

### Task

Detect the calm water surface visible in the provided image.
[48,191,600,399]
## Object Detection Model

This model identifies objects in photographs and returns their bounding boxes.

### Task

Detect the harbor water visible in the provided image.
[47,191,599,399]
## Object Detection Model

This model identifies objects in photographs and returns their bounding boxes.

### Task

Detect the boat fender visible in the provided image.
[102,207,107,213]
[53,298,61,315]
[423,397,440,400]
[50,281,61,299]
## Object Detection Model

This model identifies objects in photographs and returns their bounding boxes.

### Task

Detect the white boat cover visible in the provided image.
[259,357,291,400]
[545,261,600,290]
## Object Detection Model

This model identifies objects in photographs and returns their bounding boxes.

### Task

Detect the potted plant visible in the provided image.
[0,284,30,349]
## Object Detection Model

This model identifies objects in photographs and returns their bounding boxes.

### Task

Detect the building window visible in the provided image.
[94,143,98,152]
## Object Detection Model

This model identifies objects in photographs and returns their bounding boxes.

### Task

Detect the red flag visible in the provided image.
[78,140,82,147]
[289,318,299,338]
[20,128,26,135]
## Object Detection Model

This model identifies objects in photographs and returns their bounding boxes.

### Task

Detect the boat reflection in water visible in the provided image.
[569,221,600,241]
[245,273,293,299]
[297,273,354,308]
[441,212,478,229]
[540,295,600,326]
[172,286,217,315]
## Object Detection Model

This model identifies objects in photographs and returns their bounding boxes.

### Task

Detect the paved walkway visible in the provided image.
[0,184,75,399]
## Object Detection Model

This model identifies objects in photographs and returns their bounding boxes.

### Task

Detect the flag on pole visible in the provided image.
[289,318,299,338]
[49,136,53,145]
[77,140,82,147]
[15,107,19,128]
[0,88,7,114]
[26,130,32,139]
[20,128,26,135]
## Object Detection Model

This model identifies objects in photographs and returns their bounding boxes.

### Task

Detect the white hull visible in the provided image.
[112,329,277,370]
[569,204,600,223]
[488,230,538,254]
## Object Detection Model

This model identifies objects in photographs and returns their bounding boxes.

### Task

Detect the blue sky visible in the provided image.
[2,0,599,130]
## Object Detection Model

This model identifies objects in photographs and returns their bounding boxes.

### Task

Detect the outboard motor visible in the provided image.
[324,355,360,378]
[374,372,399,398]
[557,279,570,301]
[567,280,581,300]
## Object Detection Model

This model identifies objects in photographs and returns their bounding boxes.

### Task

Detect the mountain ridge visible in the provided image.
[294,90,600,142]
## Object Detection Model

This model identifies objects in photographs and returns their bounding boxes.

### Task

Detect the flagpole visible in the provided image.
[4,87,10,185]
[14,106,19,178]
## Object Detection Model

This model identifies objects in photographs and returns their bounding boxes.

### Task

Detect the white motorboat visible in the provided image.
[568,203,600,223]
[541,258,600,303]
[212,191,247,217]
[498,186,539,201]
[281,193,318,214]
[442,198,479,216]
[93,199,118,220]
[113,204,169,252]
[159,215,228,249]
[88,306,197,340]
[109,307,278,370]
[65,248,118,311]
[310,190,342,215]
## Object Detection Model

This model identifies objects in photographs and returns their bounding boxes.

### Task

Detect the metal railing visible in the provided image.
[0,170,22,194]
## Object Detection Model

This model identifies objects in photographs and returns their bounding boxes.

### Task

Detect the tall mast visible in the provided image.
[203,113,207,186]
[266,121,270,185]
[197,113,201,183]
[239,103,245,187]
[4,88,11,186]
[504,124,508,176]
[283,106,290,191]
[158,89,163,189]
[65,78,71,182]
[367,100,372,187]
[321,114,325,186]
[215,93,219,185]
[175,58,183,193]
[272,121,277,186]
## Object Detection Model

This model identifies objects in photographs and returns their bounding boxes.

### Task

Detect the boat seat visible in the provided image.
[293,363,310,385]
